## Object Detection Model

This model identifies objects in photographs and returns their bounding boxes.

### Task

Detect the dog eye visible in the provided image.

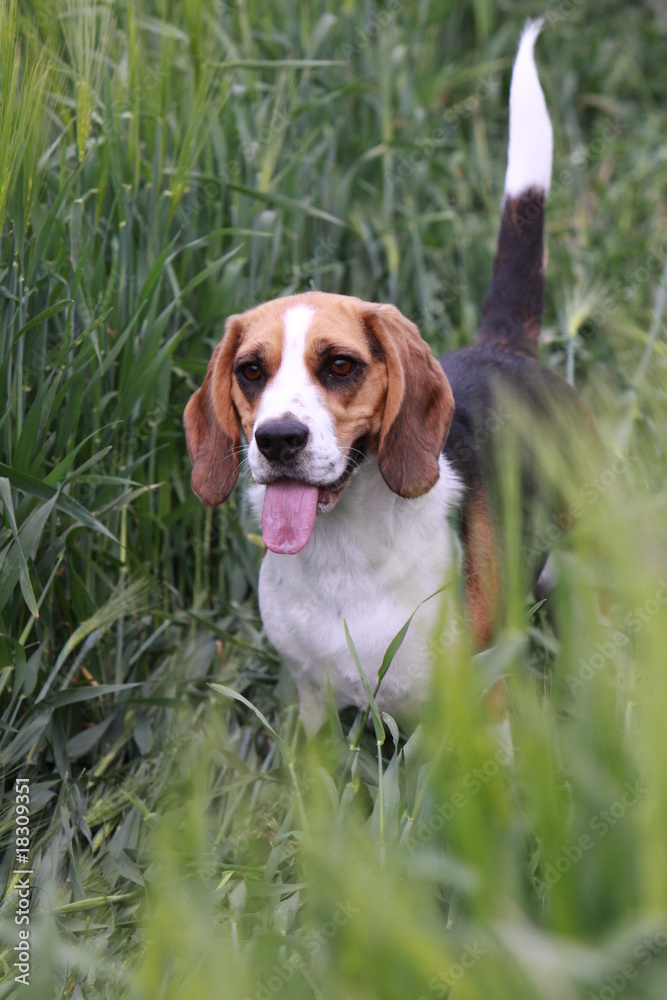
[330,358,354,377]
[241,363,262,382]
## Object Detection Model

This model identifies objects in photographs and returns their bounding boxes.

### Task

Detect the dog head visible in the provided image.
[184,292,454,552]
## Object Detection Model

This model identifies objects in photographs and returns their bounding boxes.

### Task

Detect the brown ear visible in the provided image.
[364,304,454,498]
[184,317,244,506]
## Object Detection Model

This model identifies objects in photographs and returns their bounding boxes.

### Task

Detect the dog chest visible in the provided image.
[253,457,463,728]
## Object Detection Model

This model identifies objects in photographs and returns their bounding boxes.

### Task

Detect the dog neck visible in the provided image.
[248,453,463,575]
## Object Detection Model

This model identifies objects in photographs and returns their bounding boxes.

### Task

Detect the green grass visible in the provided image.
[1,0,667,997]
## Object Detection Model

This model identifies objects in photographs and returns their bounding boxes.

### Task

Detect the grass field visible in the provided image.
[1,0,667,997]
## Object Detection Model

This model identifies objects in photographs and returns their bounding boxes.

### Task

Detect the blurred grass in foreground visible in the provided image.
[1,0,667,997]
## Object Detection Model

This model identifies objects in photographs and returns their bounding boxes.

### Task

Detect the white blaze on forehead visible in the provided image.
[249,302,345,482]
[255,304,323,426]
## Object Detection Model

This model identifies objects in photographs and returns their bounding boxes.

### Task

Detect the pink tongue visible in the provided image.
[262,479,319,555]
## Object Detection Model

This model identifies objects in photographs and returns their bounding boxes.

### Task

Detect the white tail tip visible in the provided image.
[504,18,553,199]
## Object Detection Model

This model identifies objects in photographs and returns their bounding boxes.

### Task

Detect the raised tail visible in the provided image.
[476,20,553,359]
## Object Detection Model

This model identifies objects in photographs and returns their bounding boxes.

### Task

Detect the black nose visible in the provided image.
[255,418,309,464]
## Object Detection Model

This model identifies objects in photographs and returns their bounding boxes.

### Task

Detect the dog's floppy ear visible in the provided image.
[184,316,245,506]
[364,304,454,498]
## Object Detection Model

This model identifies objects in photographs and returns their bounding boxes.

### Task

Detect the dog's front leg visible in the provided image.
[294,674,330,738]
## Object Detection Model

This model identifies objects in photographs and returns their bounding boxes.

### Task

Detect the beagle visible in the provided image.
[185,23,597,736]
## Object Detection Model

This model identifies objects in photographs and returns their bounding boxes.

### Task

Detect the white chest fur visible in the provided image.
[248,456,463,735]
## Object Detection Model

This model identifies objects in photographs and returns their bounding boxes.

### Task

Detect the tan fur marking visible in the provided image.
[186,291,455,503]
[302,297,388,453]
[227,292,389,448]
[461,487,508,724]
[218,292,403,468]
[364,304,455,498]
[486,677,509,725]
[463,487,501,648]
[230,317,283,441]
[184,316,245,506]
